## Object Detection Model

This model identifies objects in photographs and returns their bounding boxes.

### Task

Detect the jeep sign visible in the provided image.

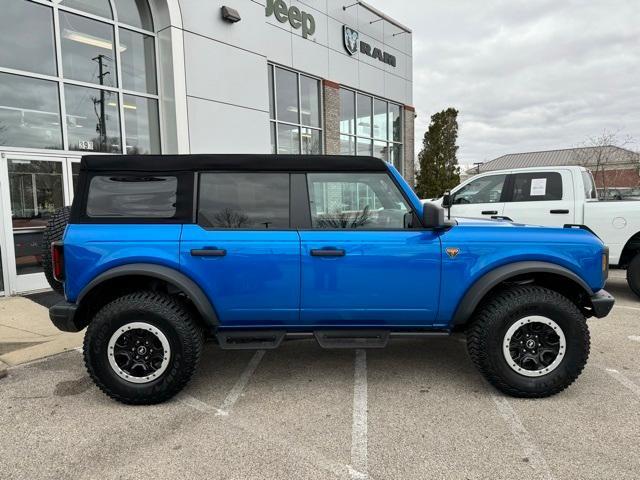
[266,0,315,39]
[342,25,396,67]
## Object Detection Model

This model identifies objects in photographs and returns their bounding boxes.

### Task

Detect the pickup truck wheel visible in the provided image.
[627,253,640,299]
[84,291,203,405]
[467,285,590,398]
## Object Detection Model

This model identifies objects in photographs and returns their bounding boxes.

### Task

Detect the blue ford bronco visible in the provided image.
[46,154,614,404]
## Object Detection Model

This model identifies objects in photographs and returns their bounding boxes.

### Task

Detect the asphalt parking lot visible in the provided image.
[0,271,638,480]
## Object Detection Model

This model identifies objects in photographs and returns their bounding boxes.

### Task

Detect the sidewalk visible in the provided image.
[0,295,83,377]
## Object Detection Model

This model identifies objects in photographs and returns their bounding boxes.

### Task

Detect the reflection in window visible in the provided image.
[307,173,408,229]
[277,124,300,154]
[87,176,177,217]
[453,175,506,205]
[339,88,403,171]
[9,160,64,275]
[113,0,154,30]
[60,0,113,19]
[65,84,121,153]
[123,95,160,154]
[0,73,62,150]
[0,0,57,76]
[198,173,290,229]
[275,68,298,124]
[269,64,322,155]
[120,28,157,94]
[60,12,117,87]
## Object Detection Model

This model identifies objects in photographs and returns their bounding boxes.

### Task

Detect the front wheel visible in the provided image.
[467,286,590,398]
[84,291,203,404]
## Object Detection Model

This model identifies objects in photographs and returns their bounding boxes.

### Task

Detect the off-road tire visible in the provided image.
[467,285,590,398]
[626,253,640,299]
[41,206,71,294]
[84,291,204,405]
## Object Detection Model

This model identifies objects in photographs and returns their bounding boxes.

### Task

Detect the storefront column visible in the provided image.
[323,79,341,155]
[403,106,416,187]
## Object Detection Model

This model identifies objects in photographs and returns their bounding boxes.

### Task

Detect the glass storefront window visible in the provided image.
[60,0,113,20]
[275,68,298,124]
[0,73,63,150]
[123,94,160,154]
[356,94,372,137]
[301,128,321,154]
[277,124,300,154]
[60,11,117,87]
[339,87,403,171]
[113,0,154,30]
[120,28,157,94]
[65,84,121,153]
[300,75,320,128]
[0,0,57,76]
[269,64,321,155]
[9,160,64,275]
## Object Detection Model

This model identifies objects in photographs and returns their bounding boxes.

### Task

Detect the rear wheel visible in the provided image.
[467,286,590,398]
[41,206,71,294]
[627,253,640,299]
[84,291,203,404]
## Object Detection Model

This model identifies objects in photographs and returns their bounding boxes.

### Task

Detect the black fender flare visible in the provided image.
[451,261,593,326]
[77,263,219,327]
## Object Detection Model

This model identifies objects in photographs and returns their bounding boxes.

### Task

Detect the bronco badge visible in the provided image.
[446,247,460,258]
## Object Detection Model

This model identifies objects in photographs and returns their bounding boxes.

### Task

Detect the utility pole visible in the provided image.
[473,162,484,174]
[92,54,110,151]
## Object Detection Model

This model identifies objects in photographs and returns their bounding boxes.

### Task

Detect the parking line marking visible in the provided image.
[491,394,555,480]
[629,336,640,343]
[216,349,266,416]
[179,393,226,415]
[350,349,368,480]
[605,368,640,398]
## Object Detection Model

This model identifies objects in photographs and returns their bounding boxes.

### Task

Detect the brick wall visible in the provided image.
[592,167,640,188]
[322,80,340,155]
[403,106,415,186]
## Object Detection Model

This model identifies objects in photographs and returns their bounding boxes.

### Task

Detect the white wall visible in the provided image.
[174,0,413,154]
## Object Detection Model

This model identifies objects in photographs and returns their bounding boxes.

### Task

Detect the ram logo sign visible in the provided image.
[342,25,397,67]
[343,25,359,55]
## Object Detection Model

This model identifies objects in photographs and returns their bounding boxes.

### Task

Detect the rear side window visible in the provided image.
[198,173,289,229]
[511,172,562,202]
[86,175,177,218]
[582,171,597,199]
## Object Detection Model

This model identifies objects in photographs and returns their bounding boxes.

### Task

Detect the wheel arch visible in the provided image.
[618,231,640,267]
[452,261,594,327]
[76,263,219,330]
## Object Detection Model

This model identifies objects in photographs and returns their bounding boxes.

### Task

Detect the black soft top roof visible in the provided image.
[80,154,388,172]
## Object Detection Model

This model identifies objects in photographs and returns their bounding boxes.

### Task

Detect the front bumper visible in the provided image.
[49,301,83,332]
[590,289,615,318]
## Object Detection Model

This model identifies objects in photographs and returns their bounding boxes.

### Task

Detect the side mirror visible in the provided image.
[442,193,452,208]
[422,202,445,229]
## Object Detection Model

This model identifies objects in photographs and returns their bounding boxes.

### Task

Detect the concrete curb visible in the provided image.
[0,332,83,367]
[0,359,7,379]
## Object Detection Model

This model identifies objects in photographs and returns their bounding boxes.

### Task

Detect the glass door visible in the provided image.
[0,153,79,294]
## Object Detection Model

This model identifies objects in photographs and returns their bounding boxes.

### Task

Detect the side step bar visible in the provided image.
[214,330,451,350]
[216,330,285,350]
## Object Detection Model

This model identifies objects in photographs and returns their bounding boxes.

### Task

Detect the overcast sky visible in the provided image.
[366,0,640,167]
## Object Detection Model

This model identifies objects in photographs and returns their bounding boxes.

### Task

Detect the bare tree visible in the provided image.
[0,121,7,146]
[575,130,638,197]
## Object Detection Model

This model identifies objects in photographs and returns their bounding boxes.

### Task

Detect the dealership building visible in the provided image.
[0,0,414,295]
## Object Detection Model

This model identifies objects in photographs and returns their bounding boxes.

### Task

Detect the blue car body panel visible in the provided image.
[63,224,183,302]
[179,225,300,326]
[299,230,441,327]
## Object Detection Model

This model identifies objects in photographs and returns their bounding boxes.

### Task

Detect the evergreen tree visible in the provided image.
[415,108,461,198]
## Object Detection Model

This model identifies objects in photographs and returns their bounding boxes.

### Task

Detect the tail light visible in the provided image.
[51,242,65,282]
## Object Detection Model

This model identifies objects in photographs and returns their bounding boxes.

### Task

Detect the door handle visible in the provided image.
[550,209,569,214]
[191,248,226,257]
[310,248,345,257]
[481,210,498,215]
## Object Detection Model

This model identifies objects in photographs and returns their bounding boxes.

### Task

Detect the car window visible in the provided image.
[453,174,506,204]
[86,175,177,218]
[198,173,289,229]
[581,171,597,199]
[511,172,562,202]
[307,173,409,229]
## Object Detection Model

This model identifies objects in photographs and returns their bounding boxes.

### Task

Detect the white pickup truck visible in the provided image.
[427,165,640,297]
